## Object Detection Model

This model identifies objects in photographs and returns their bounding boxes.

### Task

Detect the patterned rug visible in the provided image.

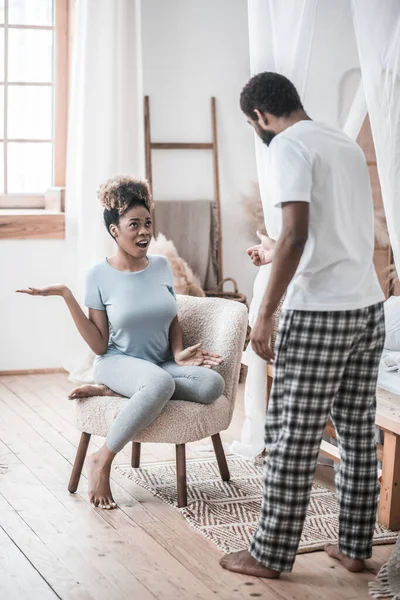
[116,456,398,554]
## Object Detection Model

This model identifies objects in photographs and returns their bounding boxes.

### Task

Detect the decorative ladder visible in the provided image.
[143,96,223,284]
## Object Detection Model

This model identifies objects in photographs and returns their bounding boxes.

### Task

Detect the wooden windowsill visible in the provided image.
[0,209,65,240]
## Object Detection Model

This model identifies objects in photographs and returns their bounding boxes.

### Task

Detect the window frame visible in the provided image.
[0,0,68,210]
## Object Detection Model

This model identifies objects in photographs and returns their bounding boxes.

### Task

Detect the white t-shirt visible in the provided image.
[261,120,384,311]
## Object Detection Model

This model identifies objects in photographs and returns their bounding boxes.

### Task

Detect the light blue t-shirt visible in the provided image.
[85,255,178,364]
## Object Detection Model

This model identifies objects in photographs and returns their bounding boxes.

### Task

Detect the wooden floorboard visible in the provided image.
[0,387,219,600]
[0,524,59,600]
[0,493,95,600]
[0,372,395,600]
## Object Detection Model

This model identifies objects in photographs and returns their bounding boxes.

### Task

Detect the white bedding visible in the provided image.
[378,296,400,394]
[377,365,400,395]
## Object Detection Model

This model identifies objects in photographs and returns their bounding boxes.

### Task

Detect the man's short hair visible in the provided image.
[240,72,303,120]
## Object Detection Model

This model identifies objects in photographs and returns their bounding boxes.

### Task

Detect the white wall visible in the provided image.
[0,240,68,370]
[141,0,258,300]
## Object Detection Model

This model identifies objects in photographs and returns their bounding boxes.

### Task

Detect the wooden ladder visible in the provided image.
[144,96,223,283]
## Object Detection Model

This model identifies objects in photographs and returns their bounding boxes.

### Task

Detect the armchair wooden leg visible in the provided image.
[176,444,188,508]
[68,432,91,493]
[131,442,141,468]
[212,433,230,481]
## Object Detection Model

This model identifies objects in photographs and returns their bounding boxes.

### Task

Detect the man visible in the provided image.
[221,72,385,578]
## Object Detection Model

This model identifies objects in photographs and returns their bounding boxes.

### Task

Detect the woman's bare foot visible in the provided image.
[324,544,366,572]
[68,383,123,400]
[86,446,117,509]
[220,550,281,578]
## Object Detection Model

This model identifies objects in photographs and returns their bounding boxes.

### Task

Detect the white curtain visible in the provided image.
[247,0,318,246]
[231,0,318,459]
[352,0,400,275]
[342,80,367,141]
[232,0,372,459]
[63,0,145,381]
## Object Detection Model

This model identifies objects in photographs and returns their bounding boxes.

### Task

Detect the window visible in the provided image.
[0,0,68,209]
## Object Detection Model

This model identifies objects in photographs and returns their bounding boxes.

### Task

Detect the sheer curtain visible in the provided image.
[247,0,318,241]
[342,80,367,140]
[232,0,371,459]
[352,0,400,275]
[63,0,145,381]
[231,0,318,459]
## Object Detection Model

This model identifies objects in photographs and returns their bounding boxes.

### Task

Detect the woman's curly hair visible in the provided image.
[97,175,153,214]
[98,175,154,237]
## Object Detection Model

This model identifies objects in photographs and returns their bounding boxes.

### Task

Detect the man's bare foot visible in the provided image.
[220,550,281,578]
[324,544,365,572]
[68,383,123,400]
[86,449,117,509]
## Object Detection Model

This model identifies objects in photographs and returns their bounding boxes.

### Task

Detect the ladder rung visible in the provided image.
[151,142,213,150]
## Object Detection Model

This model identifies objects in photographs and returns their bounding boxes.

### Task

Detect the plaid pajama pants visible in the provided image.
[250,303,385,573]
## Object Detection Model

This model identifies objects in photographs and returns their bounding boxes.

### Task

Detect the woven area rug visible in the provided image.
[116,456,397,555]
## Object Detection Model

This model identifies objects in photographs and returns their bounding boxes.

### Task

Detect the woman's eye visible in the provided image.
[130,223,138,228]
[146,221,152,227]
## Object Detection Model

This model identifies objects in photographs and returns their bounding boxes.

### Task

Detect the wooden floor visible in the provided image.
[0,373,394,600]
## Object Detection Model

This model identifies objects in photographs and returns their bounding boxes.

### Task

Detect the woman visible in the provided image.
[17,175,224,510]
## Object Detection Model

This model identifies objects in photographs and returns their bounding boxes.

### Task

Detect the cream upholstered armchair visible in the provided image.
[68,295,248,507]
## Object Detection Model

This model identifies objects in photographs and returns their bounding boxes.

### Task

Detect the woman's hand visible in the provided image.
[247,231,276,266]
[175,343,223,369]
[16,285,109,356]
[16,284,70,298]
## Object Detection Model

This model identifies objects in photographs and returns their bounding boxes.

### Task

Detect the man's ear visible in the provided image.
[254,109,269,129]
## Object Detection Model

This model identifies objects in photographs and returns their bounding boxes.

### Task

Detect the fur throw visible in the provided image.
[149,233,205,297]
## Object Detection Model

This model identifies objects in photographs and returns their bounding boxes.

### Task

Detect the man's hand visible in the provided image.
[247,231,276,266]
[250,315,274,362]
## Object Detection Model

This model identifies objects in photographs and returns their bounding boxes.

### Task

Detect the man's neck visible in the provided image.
[276,110,311,134]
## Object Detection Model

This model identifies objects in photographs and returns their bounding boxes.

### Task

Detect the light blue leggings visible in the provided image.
[93,354,225,453]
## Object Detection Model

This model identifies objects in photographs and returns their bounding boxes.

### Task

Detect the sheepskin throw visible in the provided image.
[370,534,400,599]
[149,233,205,297]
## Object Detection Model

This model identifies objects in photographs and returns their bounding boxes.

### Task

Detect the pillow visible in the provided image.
[149,233,205,297]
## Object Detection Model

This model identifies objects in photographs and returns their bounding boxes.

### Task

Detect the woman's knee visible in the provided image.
[144,371,176,401]
[195,370,225,404]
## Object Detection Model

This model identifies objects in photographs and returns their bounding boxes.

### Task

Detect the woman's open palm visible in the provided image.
[16,284,68,297]
[175,343,223,368]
